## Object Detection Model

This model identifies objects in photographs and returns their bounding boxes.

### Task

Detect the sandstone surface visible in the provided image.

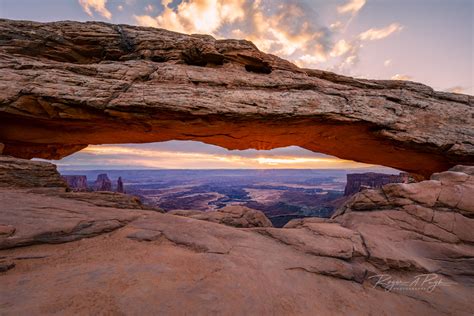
[169,205,273,228]
[0,20,472,177]
[0,155,66,188]
[1,159,473,314]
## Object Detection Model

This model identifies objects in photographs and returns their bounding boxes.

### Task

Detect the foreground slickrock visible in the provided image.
[169,205,273,228]
[0,19,473,177]
[1,158,474,315]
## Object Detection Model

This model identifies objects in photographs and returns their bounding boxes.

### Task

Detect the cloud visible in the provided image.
[337,0,366,15]
[135,0,246,34]
[330,39,352,57]
[145,4,155,13]
[117,5,124,11]
[445,86,466,94]
[78,0,112,19]
[384,59,392,67]
[64,143,373,169]
[329,21,343,31]
[391,74,412,81]
[132,0,399,75]
[359,23,403,41]
[135,0,333,64]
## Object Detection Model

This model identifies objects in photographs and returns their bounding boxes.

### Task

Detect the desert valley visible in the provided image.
[61,168,410,227]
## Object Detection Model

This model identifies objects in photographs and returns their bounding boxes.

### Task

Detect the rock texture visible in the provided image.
[1,167,474,314]
[169,205,273,228]
[61,175,88,192]
[335,165,474,219]
[93,173,112,192]
[0,19,472,177]
[344,172,410,196]
[0,156,66,188]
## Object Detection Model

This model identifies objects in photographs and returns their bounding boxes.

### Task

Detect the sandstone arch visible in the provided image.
[0,19,472,178]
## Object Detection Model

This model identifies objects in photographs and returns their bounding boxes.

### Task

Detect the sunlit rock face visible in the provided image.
[0,19,472,178]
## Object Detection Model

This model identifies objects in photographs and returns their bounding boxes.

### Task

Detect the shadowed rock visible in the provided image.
[0,19,472,177]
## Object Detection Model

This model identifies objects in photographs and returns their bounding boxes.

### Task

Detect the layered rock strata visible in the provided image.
[0,156,66,188]
[0,20,473,177]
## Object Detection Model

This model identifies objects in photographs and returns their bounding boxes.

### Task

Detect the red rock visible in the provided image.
[0,157,473,314]
[0,20,472,178]
[169,205,273,228]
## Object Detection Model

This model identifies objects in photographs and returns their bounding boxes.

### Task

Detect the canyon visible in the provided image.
[0,19,473,315]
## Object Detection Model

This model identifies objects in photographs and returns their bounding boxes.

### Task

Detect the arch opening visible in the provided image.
[52,140,405,227]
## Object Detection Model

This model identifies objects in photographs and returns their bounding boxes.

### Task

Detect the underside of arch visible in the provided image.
[0,19,472,178]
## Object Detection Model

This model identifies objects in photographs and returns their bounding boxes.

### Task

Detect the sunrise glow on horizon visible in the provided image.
[48,142,392,170]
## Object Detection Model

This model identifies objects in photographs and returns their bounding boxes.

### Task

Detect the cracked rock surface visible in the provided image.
[1,160,474,314]
[0,19,473,177]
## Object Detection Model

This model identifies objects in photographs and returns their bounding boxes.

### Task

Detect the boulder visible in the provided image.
[169,205,273,228]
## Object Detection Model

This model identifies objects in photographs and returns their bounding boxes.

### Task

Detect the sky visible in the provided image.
[1,0,472,170]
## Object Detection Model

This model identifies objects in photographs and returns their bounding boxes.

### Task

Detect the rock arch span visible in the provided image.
[0,19,472,178]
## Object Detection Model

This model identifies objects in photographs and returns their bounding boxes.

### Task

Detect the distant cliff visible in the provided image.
[344,172,410,196]
[60,173,125,193]
[61,175,88,192]
[93,174,112,192]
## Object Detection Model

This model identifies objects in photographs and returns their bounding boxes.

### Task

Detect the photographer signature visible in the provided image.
[369,273,456,292]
